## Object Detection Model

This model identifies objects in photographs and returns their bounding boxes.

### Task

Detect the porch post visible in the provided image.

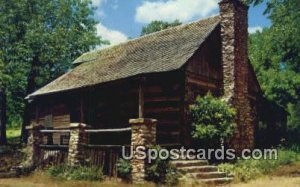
[129,118,157,184]
[26,123,44,167]
[138,77,145,118]
[67,123,88,166]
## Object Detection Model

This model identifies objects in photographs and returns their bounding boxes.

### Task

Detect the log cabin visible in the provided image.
[26,0,264,151]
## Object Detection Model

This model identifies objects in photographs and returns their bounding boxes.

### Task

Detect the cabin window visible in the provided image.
[60,134,70,145]
[44,114,53,128]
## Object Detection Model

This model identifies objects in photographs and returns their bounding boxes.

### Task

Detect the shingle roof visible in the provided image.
[27,16,220,98]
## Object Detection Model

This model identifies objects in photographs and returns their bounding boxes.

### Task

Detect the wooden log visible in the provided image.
[40,129,71,133]
[85,127,131,133]
[158,120,180,126]
[186,76,217,89]
[158,131,180,136]
[144,96,181,103]
[145,107,180,114]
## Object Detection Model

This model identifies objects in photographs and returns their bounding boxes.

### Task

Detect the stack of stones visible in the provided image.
[219,0,254,153]
[67,123,88,166]
[26,124,44,167]
[129,118,157,184]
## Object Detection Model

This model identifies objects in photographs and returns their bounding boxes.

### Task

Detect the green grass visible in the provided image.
[218,149,300,182]
[47,165,104,181]
[6,127,21,144]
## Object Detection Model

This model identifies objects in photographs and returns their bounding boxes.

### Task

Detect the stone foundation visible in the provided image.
[67,123,88,166]
[26,124,44,167]
[129,118,157,184]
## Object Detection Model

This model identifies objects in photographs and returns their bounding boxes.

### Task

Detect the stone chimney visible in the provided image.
[219,0,254,152]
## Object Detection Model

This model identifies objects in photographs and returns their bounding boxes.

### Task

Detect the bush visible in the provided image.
[290,144,300,153]
[287,102,300,144]
[145,146,179,186]
[218,149,300,182]
[117,159,132,180]
[47,165,104,181]
[189,93,236,147]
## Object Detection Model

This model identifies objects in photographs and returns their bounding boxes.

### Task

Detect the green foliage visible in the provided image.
[249,29,300,108]
[287,102,300,144]
[141,20,181,36]
[0,0,105,126]
[6,127,21,144]
[0,57,11,89]
[248,0,300,108]
[47,165,104,181]
[189,93,236,146]
[218,149,300,182]
[244,0,264,6]
[289,144,300,153]
[145,146,179,186]
[116,159,132,180]
[248,0,300,145]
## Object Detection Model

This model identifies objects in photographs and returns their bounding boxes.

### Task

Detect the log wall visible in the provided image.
[30,97,71,145]
[84,72,185,145]
[183,28,223,145]
[142,72,184,144]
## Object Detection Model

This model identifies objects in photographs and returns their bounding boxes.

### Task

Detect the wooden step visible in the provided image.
[172,159,234,185]
[179,165,218,173]
[171,160,209,167]
[0,171,18,178]
[191,171,227,179]
[199,177,234,184]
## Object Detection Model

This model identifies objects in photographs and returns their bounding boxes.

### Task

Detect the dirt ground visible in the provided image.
[0,145,25,172]
[227,177,300,187]
[0,162,300,187]
[0,175,300,187]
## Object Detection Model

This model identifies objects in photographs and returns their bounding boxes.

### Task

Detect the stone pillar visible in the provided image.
[26,124,44,167]
[67,123,88,166]
[219,0,254,153]
[129,118,157,184]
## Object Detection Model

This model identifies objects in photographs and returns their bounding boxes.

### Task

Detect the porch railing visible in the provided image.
[84,127,131,177]
[28,118,157,183]
[38,129,70,167]
[37,126,131,176]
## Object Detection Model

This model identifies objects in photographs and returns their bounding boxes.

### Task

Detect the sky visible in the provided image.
[92,0,271,48]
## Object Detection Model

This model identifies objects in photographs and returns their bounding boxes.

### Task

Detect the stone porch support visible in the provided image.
[26,124,44,167]
[129,118,157,184]
[67,123,88,166]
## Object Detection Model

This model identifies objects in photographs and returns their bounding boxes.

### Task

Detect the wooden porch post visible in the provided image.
[80,98,84,123]
[138,77,144,118]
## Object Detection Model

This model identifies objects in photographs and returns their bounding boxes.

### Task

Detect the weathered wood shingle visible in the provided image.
[28,16,220,98]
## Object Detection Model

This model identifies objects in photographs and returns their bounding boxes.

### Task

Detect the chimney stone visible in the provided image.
[219,0,254,152]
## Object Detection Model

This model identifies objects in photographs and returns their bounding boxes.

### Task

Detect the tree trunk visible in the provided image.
[0,89,7,145]
[21,55,40,143]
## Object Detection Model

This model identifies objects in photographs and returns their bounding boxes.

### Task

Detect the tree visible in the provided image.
[141,20,181,36]
[0,58,10,145]
[0,0,106,142]
[248,0,300,144]
[189,94,236,148]
[249,0,300,108]
[287,102,300,143]
[0,89,7,145]
[0,50,11,145]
